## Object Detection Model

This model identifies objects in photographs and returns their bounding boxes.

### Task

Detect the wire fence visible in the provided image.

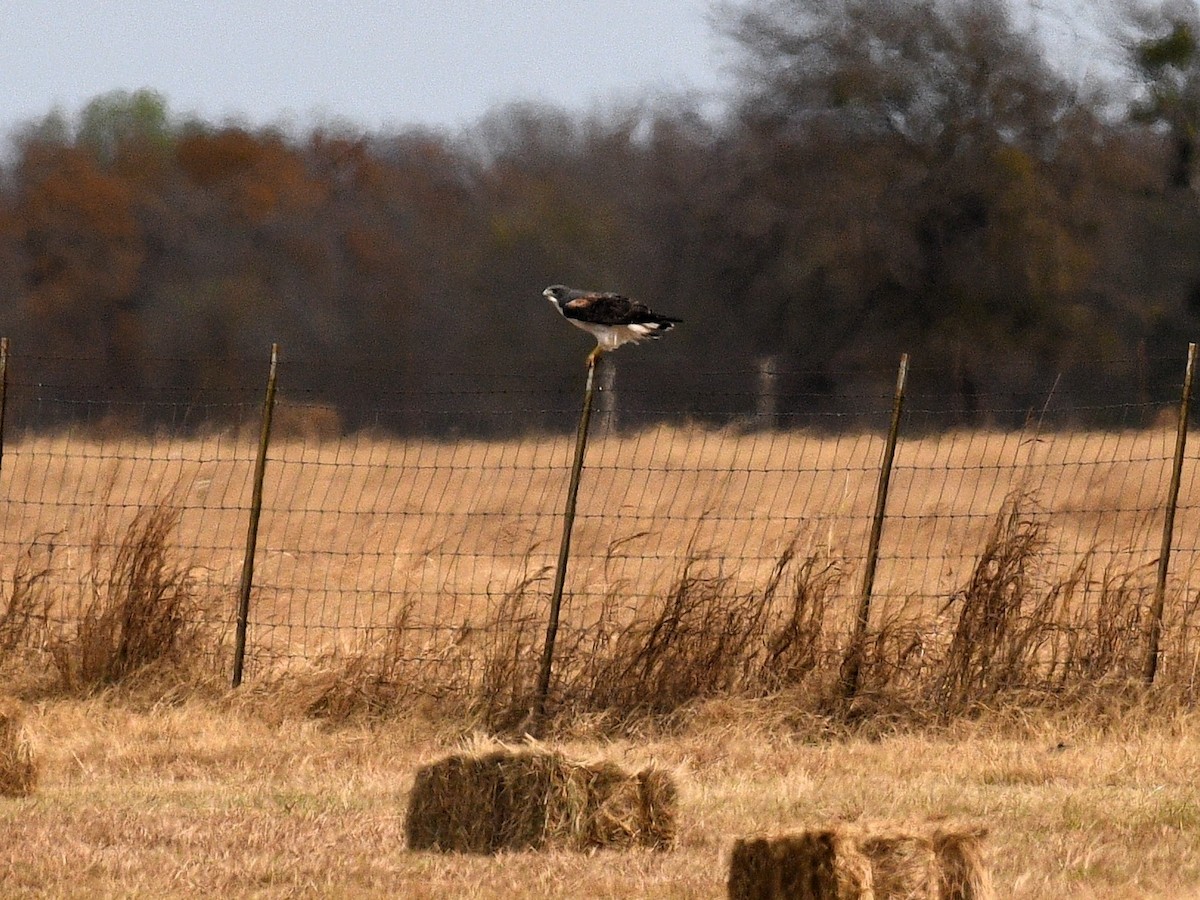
[2,346,1200,688]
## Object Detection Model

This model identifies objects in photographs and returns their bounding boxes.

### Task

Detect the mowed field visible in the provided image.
[4,698,1200,897]
[3,425,1200,896]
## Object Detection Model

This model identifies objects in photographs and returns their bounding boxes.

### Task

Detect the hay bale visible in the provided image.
[728,830,874,899]
[0,697,36,797]
[405,748,677,853]
[931,824,992,900]
[637,767,679,848]
[406,752,499,853]
[727,822,991,900]
[857,828,938,898]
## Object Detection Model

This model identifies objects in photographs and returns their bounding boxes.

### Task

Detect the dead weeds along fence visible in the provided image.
[1,344,1200,716]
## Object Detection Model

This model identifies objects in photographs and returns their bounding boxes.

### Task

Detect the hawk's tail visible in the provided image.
[642,314,681,332]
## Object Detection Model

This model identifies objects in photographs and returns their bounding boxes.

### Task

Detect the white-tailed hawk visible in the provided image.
[543,284,682,366]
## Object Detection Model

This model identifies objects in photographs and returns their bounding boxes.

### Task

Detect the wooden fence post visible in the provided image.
[232,343,279,688]
[0,338,10,475]
[756,354,781,425]
[1145,341,1196,685]
[595,357,617,434]
[533,355,599,727]
[840,353,909,699]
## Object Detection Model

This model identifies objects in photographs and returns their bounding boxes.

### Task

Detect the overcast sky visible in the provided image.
[4,1,1138,141]
[5,1,733,137]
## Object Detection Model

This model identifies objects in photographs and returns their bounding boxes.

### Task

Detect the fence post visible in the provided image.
[533,355,599,728]
[0,338,9,475]
[756,354,781,426]
[596,357,617,433]
[232,343,279,688]
[1145,341,1196,685]
[840,353,909,700]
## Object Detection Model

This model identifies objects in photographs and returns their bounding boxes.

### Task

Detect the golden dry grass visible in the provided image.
[0,422,1194,680]
[0,423,1197,894]
[1,697,1199,897]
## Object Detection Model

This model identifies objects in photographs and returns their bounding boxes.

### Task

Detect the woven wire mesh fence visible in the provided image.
[1,349,1198,687]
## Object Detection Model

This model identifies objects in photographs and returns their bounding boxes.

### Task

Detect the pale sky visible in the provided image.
[4,1,733,136]
[3,1,1137,141]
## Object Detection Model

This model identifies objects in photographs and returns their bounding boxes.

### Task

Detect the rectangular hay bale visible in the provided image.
[931,824,992,900]
[0,697,36,798]
[857,829,938,898]
[728,822,991,900]
[728,830,874,899]
[406,747,677,853]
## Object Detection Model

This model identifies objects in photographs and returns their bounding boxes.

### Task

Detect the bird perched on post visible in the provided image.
[543,285,682,367]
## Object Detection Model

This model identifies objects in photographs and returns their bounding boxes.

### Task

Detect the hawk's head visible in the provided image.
[543,285,571,310]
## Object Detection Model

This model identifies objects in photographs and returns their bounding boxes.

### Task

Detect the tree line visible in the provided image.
[3,0,1200,433]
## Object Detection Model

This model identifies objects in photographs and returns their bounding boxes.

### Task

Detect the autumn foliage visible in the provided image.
[2,1,1200,433]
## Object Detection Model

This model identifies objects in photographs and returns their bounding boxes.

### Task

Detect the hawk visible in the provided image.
[543,285,682,366]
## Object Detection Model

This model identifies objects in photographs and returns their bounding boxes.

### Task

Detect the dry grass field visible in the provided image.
[1,696,1200,897]
[0,422,1195,667]
[3,424,1200,895]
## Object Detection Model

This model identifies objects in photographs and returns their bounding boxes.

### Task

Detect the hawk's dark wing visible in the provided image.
[563,292,679,326]
[562,292,637,325]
